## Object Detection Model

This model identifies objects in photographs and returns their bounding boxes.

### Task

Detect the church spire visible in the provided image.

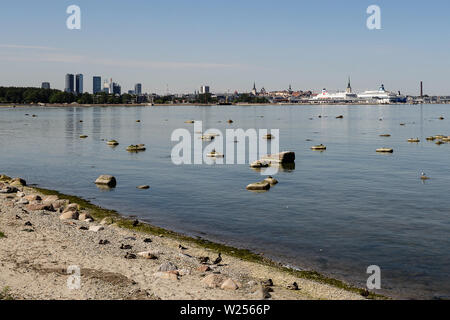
[346,76,352,93]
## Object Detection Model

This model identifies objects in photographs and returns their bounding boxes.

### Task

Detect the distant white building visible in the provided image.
[200,86,210,94]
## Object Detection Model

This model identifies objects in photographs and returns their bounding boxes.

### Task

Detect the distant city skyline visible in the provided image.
[1,0,450,95]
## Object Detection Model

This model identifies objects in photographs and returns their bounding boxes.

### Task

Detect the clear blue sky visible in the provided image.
[1,0,449,95]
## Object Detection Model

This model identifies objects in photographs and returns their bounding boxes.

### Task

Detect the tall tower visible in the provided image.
[65,74,74,93]
[251,82,257,95]
[135,83,142,95]
[75,74,83,94]
[346,77,352,93]
[420,81,423,97]
[93,76,101,94]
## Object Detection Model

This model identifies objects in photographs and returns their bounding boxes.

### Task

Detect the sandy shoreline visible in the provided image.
[0,175,380,300]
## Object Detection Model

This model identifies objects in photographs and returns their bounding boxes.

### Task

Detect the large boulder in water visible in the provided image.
[95,175,117,187]
[246,181,271,191]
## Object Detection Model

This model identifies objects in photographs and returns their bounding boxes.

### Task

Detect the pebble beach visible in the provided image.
[0,175,369,300]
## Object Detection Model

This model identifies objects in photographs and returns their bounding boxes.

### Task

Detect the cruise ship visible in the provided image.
[357,84,407,104]
[311,78,358,102]
[312,79,407,104]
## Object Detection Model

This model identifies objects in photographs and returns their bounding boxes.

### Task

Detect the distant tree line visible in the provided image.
[0,87,142,104]
[0,86,269,105]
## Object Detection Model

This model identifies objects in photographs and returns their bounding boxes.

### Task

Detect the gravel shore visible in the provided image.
[0,176,367,300]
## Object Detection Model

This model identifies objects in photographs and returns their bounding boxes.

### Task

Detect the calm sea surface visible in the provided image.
[0,104,449,299]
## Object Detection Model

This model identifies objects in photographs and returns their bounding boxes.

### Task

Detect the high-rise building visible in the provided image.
[65,74,74,93]
[112,83,121,95]
[200,85,210,94]
[41,82,50,90]
[135,83,142,95]
[93,76,101,94]
[75,74,83,94]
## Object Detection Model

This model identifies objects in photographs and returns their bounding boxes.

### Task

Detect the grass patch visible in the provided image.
[0,231,5,238]
[33,186,387,300]
[0,287,14,300]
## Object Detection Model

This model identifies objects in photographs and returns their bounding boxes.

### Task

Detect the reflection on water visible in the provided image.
[0,104,449,299]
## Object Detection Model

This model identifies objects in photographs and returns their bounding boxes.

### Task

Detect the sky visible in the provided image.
[0,0,449,95]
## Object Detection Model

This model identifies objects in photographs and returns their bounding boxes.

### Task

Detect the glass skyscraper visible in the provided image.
[93,76,101,94]
[75,74,83,94]
[65,74,74,93]
[135,83,142,95]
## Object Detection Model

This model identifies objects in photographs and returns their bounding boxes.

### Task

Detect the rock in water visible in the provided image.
[95,175,117,188]
[137,185,150,189]
[246,181,271,191]
[107,140,119,146]
[264,176,278,185]
[259,151,295,164]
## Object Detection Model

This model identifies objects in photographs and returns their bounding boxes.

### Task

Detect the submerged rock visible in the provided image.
[137,185,150,189]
